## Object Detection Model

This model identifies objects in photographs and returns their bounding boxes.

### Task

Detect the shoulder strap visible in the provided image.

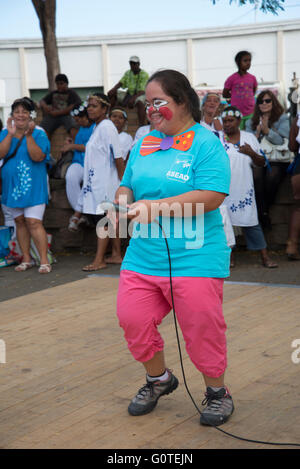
[2,134,25,168]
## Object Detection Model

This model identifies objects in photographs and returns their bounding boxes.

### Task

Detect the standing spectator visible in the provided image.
[286,113,300,260]
[63,102,95,232]
[39,73,81,140]
[0,98,51,273]
[200,92,223,133]
[132,121,154,146]
[223,51,257,129]
[76,93,125,271]
[221,106,277,268]
[245,90,290,229]
[108,56,149,126]
[109,107,133,162]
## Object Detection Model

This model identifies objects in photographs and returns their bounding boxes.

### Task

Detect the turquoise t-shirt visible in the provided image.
[120,123,231,278]
[0,128,50,208]
[72,123,95,167]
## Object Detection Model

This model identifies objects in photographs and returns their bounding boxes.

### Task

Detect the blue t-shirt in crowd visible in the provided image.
[72,123,95,167]
[120,123,231,278]
[0,128,50,208]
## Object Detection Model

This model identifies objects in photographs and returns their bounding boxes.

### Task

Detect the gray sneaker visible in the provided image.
[128,370,179,416]
[200,386,234,426]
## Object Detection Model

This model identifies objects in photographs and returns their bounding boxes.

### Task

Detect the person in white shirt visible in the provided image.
[75,93,125,271]
[110,107,133,163]
[200,92,223,134]
[221,106,277,268]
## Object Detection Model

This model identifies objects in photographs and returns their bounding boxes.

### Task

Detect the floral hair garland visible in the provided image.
[221,109,243,118]
[70,101,88,117]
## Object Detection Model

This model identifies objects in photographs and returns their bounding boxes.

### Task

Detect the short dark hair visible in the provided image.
[11,96,36,113]
[88,92,110,109]
[55,73,69,84]
[147,69,201,123]
[235,51,251,68]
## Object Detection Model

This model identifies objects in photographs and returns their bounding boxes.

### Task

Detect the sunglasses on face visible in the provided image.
[258,98,272,105]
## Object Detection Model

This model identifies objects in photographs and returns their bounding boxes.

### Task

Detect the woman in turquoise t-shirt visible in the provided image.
[0,97,51,273]
[114,70,234,427]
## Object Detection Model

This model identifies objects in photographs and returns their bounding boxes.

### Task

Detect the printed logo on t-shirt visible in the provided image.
[166,153,193,183]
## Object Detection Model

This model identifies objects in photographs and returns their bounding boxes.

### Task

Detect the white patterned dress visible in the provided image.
[221,130,262,227]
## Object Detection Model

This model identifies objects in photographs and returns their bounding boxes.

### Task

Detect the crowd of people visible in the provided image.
[0,52,299,276]
[0,51,300,428]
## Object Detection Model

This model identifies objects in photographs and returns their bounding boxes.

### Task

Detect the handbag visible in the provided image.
[48,150,73,179]
[260,136,293,163]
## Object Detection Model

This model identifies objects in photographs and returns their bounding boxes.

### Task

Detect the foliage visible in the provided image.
[211,0,285,14]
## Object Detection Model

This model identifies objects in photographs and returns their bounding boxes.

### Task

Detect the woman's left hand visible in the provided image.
[24,121,35,136]
[238,143,255,158]
[260,115,270,135]
[127,199,158,224]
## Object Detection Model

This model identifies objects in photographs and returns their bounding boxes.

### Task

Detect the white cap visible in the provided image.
[129,55,140,63]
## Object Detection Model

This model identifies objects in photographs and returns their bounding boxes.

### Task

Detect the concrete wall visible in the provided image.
[1,19,300,122]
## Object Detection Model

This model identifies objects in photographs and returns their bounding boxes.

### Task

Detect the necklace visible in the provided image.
[224,133,240,148]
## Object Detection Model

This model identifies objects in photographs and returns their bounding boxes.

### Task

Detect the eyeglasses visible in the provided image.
[258,98,272,105]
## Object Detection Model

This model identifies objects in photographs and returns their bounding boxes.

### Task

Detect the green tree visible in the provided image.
[211,0,285,14]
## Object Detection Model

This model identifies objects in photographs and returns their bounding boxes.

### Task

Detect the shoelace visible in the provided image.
[136,382,155,399]
[201,389,227,409]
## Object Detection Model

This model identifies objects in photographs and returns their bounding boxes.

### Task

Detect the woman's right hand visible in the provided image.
[6,117,17,136]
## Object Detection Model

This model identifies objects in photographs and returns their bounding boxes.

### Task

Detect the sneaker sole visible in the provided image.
[128,376,179,416]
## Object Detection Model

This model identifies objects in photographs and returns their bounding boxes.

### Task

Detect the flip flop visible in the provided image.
[82,263,107,272]
[262,259,278,269]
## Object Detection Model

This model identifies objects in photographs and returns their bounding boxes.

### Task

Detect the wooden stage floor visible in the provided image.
[0,276,300,450]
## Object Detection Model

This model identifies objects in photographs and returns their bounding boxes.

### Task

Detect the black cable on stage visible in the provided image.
[156,220,300,448]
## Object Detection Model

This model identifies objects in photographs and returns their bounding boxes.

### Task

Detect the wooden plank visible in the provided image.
[1,278,300,449]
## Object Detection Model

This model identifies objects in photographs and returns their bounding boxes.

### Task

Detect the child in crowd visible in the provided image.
[64,102,95,232]
[223,51,258,129]
[110,107,133,163]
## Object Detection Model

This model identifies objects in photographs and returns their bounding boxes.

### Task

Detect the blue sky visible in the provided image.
[0,0,300,39]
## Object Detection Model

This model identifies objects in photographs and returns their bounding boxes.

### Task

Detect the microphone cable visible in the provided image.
[156,220,300,448]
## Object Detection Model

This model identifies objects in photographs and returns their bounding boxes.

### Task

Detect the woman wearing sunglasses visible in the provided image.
[245,90,290,230]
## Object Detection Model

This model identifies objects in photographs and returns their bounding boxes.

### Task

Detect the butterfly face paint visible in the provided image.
[146,99,173,121]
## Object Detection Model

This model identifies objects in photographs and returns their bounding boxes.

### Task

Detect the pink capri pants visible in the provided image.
[117,270,227,378]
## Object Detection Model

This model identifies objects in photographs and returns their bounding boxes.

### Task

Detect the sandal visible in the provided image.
[82,263,107,272]
[38,264,52,274]
[262,258,278,269]
[68,215,80,232]
[286,240,300,260]
[15,261,34,272]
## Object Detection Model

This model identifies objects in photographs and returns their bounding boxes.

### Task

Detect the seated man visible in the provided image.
[108,56,149,126]
[39,73,81,140]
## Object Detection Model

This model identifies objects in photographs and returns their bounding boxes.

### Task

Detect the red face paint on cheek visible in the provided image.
[159,106,173,120]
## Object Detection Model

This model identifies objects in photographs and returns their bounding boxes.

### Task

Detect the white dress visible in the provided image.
[77,119,122,215]
[132,125,151,146]
[119,131,133,160]
[196,125,235,247]
[222,130,262,227]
